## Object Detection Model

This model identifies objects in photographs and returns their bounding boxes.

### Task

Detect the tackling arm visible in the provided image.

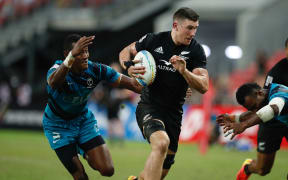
[110,74,143,94]
[223,97,285,139]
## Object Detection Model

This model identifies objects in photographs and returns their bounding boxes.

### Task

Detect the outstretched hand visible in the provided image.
[222,122,247,140]
[71,36,95,57]
[216,113,235,126]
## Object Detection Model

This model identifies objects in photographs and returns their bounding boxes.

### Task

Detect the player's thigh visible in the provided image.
[163,112,182,153]
[78,111,102,146]
[55,143,85,175]
[257,121,285,153]
[136,104,167,142]
[84,143,114,171]
[43,114,78,150]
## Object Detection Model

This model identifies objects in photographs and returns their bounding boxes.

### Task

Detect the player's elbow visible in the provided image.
[48,78,60,89]
[200,86,208,94]
[199,83,209,94]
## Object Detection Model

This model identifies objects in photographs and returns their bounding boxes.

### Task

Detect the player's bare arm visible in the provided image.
[169,55,209,94]
[216,111,255,125]
[110,74,143,94]
[119,42,145,78]
[48,36,94,88]
[223,114,262,140]
[223,100,284,139]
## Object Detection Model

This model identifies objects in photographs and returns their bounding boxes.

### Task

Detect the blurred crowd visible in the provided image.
[0,0,50,27]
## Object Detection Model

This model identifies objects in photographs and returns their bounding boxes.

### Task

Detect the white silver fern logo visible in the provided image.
[160,59,171,66]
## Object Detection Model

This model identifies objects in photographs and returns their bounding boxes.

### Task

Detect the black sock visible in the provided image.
[244,164,251,175]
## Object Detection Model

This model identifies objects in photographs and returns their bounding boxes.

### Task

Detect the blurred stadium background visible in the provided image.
[0,0,288,179]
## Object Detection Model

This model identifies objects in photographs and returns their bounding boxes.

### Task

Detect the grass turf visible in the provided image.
[0,129,287,180]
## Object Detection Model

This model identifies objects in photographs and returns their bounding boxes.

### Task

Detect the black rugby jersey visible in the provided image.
[264,58,288,89]
[135,31,207,113]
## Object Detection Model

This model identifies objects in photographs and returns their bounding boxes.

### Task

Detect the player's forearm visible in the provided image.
[181,69,208,94]
[48,64,70,88]
[119,42,136,69]
[241,114,262,129]
[117,75,143,94]
[238,111,255,122]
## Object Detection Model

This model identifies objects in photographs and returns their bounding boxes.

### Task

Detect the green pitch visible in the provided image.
[0,129,287,180]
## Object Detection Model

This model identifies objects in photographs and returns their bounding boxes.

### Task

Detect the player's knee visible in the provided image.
[257,168,271,176]
[153,137,170,154]
[98,166,114,177]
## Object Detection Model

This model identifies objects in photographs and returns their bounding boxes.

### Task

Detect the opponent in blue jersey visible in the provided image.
[217,82,288,179]
[217,38,288,180]
[43,34,142,180]
[219,82,288,138]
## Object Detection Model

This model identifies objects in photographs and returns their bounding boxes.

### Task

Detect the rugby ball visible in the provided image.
[134,50,156,86]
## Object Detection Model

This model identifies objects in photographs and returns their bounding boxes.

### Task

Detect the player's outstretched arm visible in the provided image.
[48,36,94,88]
[216,111,255,126]
[111,74,143,94]
[223,113,262,139]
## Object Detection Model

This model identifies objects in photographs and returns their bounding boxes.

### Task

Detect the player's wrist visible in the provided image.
[180,68,188,75]
[63,51,75,68]
[124,60,135,70]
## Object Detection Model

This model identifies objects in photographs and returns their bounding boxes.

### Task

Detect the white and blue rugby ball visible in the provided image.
[134,50,156,87]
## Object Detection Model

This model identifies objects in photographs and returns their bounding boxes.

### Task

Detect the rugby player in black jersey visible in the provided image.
[217,38,288,180]
[119,7,209,180]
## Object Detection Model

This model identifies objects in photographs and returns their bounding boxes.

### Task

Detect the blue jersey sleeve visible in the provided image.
[98,64,121,83]
[269,83,288,101]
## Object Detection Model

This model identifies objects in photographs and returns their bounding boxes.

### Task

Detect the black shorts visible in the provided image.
[257,120,288,153]
[136,103,182,152]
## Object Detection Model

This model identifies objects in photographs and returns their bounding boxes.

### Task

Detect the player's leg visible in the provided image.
[79,136,114,177]
[237,121,285,179]
[139,129,170,180]
[160,114,180,180]
[78,111,114,177]
[43,114,88,180]
[55,144,89,180]
[246,152,276,175]
[161,150,176,179]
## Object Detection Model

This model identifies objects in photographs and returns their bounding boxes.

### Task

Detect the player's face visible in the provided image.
[243,92,264,111]
[73,46,89,71]
[175,19,199,45]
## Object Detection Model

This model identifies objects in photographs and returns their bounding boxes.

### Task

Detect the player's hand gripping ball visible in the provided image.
[134,50,156,87]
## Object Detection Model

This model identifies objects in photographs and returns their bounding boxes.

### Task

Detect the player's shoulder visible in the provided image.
[152,31,170,41]
[275,57,288,66]
[48,60,62,71]
[140,31,169,42]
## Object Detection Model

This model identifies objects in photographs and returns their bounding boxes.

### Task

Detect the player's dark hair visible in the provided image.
[285,37,288,48]
[63,34,81,51]
[173,7,199,21]
[236,83,261,105]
